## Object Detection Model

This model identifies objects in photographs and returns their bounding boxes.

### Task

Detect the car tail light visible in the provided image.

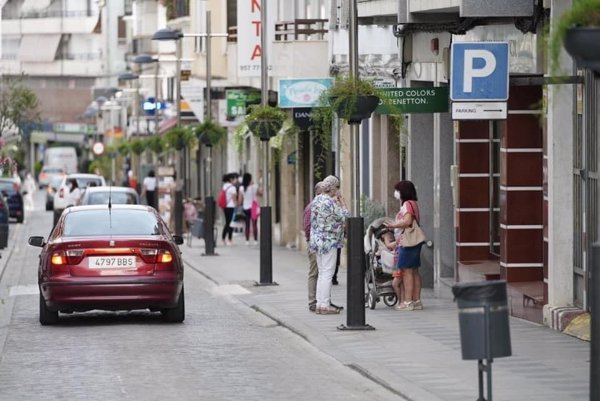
[51,251,67,266]
[140,248,158,263]
[66,250,84,264]
[59,188,64,198]
[158,250,173,263]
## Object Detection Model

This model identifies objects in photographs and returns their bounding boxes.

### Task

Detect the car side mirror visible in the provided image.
[173,235,184,245]
[28,236,45,247]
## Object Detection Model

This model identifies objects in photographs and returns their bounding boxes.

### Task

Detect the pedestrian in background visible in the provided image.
[240,172,262,246]
[309,175,349,315]
[304,181,324,312]
[142,170,157,209]
[385,180,424,311]
[67,179,81,206]
[23,172,36,211]
[221,173,239,246]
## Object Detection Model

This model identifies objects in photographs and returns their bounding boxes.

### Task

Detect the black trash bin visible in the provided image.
[452,280,511,360]
[0,223,8,249]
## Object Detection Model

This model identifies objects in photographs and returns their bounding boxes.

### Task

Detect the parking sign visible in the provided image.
[450,42,509,101]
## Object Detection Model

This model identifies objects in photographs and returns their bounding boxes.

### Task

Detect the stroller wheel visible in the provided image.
[383,294,398,307]
[367,289,378,310]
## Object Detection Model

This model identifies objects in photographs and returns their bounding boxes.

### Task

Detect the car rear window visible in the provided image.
[63,210,160,236]
[76,178,103,188]
[86,192,138,205]
[0,181,17,194]
[44,167,64,173]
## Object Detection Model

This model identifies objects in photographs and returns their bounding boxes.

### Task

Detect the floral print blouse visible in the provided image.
[309,194,350,254]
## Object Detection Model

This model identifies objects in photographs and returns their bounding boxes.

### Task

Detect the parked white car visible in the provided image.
[53,173,106,225]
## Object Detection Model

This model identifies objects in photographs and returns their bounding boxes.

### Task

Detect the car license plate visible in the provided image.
[88,256,136,269]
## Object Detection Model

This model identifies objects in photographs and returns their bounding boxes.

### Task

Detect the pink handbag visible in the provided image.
[250,200,261,220]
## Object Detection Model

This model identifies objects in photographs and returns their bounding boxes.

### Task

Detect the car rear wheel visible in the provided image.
[39,293,59,325]
[161,287,185,323]
[17,215,24,223]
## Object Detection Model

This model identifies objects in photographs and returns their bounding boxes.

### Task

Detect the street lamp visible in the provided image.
[337,0,373,331]
[152,24,227,254]
[152,29,184,236]
[117,72,141,138]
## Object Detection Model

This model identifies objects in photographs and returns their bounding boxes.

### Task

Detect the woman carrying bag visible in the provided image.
[385,180,426,311]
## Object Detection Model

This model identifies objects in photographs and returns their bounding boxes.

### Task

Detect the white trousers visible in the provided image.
[316,248,337,308]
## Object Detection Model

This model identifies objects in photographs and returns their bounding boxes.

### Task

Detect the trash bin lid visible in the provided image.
[451,280,507,303]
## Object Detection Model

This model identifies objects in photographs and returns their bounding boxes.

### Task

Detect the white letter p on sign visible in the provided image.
[463,50,496,93]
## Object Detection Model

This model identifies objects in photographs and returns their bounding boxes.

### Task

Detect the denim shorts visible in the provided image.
[396,243,423,269]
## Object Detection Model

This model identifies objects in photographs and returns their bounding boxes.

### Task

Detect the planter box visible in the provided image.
[248,119,283,141]
[564,27,600,73]
[332,95,380,124]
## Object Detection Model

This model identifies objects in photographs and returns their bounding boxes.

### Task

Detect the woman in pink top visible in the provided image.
[385,180,424,311]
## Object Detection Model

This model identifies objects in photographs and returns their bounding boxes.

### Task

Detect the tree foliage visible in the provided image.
[0,75,40,138]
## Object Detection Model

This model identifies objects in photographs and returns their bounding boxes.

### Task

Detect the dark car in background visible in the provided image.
[45,176,63,211]
[28,205,185,325]
[0,178,24,223]
[0,195,9,248]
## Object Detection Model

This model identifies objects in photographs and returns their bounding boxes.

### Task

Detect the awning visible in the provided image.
[18,34,61,62]
[158,117,177,135]
[20,0,52,14]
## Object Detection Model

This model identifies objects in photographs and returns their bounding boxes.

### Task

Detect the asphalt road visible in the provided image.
[0,191,405,401]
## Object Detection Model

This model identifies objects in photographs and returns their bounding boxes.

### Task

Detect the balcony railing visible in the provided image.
[3,9,99,19]
[60,52,102,61]
[226,19,328,44]
[227,26,238,43]
[274,19,328,41]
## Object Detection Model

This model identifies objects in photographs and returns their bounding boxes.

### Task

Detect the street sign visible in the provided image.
[376,87,449,114]
[451,102,507,120]
[92,142,105,155]
[450,42,509,101]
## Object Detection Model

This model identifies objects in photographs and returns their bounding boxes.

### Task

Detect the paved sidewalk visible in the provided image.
[181,236,590,401]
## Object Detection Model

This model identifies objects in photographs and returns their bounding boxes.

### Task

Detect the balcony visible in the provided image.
[272,19,329,78]
[400,0,533,23]
[274,19,328,42]
[2,13,100,35]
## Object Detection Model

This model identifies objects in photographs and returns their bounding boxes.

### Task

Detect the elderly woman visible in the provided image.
[309,175,349,315]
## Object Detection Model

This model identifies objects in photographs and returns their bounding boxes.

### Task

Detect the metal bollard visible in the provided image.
[174,190,183,237]
[591,243,599,401]
[338,217,374,331]
[203,196,217,256]
[255,206,277,286]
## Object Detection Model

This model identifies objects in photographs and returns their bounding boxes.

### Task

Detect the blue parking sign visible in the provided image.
[450,42,509,101]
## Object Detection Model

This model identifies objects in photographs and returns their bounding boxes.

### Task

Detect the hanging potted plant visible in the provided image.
[244,105,288,141]
[327,75,380,124]
[194,118,227,147]
[117,140,130,157]
[164,126,195,151]
[549,0,600,74]
[146,135,165,156]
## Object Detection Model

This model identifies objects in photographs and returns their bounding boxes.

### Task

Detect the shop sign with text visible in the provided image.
[226,89,261,117]
[376,87,449,114]
[237,0,277,77]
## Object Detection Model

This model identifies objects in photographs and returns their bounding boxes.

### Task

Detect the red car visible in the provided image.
[28,204,185,325]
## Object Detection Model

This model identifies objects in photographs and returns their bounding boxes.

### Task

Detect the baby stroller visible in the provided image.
[364,217,398,309]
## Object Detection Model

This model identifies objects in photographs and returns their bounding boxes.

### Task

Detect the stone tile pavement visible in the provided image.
[180,236,590,401]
